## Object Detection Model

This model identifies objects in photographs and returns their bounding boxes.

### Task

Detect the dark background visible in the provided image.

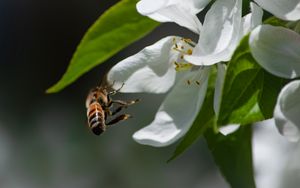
[0,0,228,187]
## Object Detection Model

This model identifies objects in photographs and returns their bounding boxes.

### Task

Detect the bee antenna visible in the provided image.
[108,82,125,95]
[115,82,124,92]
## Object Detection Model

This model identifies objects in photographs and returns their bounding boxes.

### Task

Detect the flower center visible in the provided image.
[172,37,195,71]
[172,37,202,86]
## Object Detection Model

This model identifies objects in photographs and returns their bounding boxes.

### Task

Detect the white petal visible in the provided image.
[250,2,264,29]
[133,67,210,147]
[214,63,226,116]
[185,52,233,66]
[136,0,168,16]
[249,25,300,79]
[274,80,300,142]
[137,0,210,33]
[242,2,263,36]
[188,0,212,13]
[254,0,300,21]
[137,0,210,15]
[185,0,242,65]
[219,124,240,136]
[107,36,178,93]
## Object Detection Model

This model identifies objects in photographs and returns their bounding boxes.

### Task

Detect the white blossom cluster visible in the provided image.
[107,0,300,146]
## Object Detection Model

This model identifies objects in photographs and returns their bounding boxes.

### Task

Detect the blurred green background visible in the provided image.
[0,0,229,187]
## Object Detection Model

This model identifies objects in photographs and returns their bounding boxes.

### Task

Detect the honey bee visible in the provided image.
[86,81,139,135]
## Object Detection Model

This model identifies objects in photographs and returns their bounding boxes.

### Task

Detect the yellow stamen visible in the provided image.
[173,48,187,54]
[174,62,193,71]
[182,38,196,47]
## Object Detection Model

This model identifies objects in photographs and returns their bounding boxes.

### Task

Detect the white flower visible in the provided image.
[136,0,211,33]
[253,0,300,21]
[186,1,262,136]
[107,0,260,147]
[274,80,300,142]
[249,24,300,141]
[250,25,300,79]
[185,1,263,66]
[108,36,210,147]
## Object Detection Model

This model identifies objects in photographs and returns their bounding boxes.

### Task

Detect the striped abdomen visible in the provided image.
[87,101,106,135]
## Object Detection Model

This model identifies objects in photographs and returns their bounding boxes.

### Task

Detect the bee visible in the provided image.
[86,81,139,135]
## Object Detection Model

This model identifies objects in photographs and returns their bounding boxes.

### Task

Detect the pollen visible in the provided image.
[172,37,195,55]
[183,38,192,43]
[184,79,202,86]
[182,38,196,47]
[174,62,193,71]
[172,37,197,73]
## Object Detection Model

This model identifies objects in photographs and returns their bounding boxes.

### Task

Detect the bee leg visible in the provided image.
[111,106,125,116]
[106,114,132,126]
[112,99,140,106]
[106,95,113,108]
[104,110,111,119]
[109,99,139,116]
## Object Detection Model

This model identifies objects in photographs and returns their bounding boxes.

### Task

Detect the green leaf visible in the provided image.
[168,69,217,162]
[264,16,288,27]
[217,35,284,126]
[205,126,256,188]
[258,71,284,118]
[47,0,159,93]
[217,36,263,125]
